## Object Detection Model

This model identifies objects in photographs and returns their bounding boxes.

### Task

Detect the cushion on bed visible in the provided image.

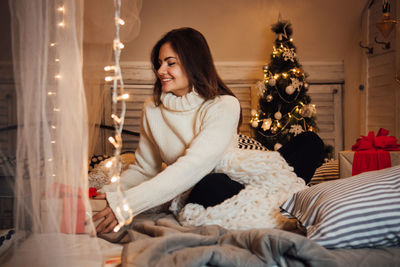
[238,133,268,151]
[280,165,400,249]
[308,159,339,186]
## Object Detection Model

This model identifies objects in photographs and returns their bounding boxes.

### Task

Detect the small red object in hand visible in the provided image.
[89,187,98,198]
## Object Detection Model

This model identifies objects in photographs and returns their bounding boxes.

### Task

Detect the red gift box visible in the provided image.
[41,183,86,234]
[351,128,400,176]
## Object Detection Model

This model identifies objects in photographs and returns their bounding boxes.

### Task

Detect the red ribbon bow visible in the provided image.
[352,128,400,151]
[351,128,399,176]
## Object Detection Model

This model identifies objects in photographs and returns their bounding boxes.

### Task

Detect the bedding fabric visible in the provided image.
[281,164,400,249]
[100,213,400,267]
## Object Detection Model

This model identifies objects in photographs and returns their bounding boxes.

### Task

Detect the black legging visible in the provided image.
[186,132,325,208]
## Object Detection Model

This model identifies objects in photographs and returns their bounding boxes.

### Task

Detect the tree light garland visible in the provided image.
[104,0,133,232]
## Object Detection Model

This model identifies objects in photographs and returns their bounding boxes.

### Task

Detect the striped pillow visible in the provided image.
[280,165,400,249]
[308,159,339,186]
[238,134,268,151]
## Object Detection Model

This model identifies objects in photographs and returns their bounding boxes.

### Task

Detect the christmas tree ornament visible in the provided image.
[274,143,282,151]
[251,109,258,117]
[282,47,296,62]
[268,78,276,86]
[261,118,272,131]
[285,85,295,95]
[251,120,259,128]
[255,81,265,96]
[300,104,316,118]
[290,78,303,91]
[271,125,278,134]
[304,82,309,89]
[266,94,273,102]
[308,126,316,132]
[263,65,269,71]
[274,111,282,120]
[289,124,304,136]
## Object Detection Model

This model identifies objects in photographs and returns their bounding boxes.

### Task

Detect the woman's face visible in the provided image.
[157,42,190,96]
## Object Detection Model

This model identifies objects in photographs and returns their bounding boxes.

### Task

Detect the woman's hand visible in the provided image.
[92,193,118,234]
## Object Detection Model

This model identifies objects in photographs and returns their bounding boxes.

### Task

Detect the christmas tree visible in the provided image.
[250,20,318,151]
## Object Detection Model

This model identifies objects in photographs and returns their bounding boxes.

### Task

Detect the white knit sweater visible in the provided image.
[102,90,241,220]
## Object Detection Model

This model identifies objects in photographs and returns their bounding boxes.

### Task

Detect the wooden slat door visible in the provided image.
[307,83,343,158]
[364,0,399,137]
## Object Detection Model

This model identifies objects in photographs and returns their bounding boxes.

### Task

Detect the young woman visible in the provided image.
[93,27,324,233]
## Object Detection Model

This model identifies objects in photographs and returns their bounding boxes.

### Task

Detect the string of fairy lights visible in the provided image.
[46,5,66,173]
[103,0,133,232]
[48,3,132,232]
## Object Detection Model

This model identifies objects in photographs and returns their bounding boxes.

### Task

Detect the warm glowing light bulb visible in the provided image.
[104,66,115,71]
[282,73,288,78]
[111,114,122,123]
[51,125,56,129]
[55,58,60,62]
[51,141,56,144]
[57,6,64,12]
[113,40,124,50]
[123,204,129,211]
[111,176,118,183]
[105,76,113,82]
[105,161,113,168]
[108,136,119,148]
[50,43,56,47]
[115,17,125,25]
[55,74,62,79]
[58,21,65,27]
[116,94,129,101]
[53,108,60,112]
[47,92,56,96]
[113,223,122,232]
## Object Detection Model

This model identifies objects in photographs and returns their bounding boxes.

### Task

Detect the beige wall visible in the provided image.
[122,0,365,149]
[122,0,365,63]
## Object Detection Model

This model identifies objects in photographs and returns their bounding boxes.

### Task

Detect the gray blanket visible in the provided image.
[100,213,400,267]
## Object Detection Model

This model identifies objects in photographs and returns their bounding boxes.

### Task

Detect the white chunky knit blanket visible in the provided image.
[170,149,308,230]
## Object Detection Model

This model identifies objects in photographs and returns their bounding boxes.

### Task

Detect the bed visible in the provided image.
[98,210,400,266]
[1,133,399,266]
[90,135,400,266]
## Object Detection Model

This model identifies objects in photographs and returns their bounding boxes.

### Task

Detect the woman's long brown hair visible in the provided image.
[150,27,242,130]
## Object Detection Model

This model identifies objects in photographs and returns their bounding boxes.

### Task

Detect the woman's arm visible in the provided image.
[100,100,163,192]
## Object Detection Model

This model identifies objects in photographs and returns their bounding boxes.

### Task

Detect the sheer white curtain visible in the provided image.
[7,0,142,265]
[8,0,101,265]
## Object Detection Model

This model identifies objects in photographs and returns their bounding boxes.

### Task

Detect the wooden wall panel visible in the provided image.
[365,0,399,136]
[99,62,344,157]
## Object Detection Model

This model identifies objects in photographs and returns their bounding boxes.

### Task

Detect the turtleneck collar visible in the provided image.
[160,90,205,112]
